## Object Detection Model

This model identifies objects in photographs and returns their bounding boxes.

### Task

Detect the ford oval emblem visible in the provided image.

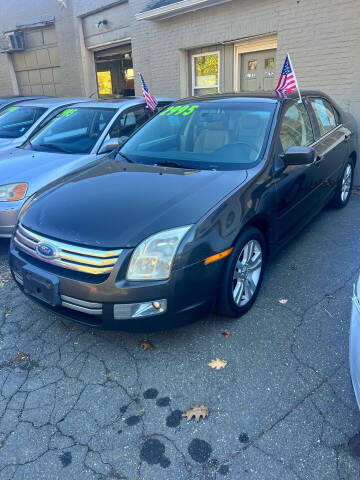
[36,242,58,259]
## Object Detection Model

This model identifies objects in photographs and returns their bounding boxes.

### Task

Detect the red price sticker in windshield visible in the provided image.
[159,104,199,117]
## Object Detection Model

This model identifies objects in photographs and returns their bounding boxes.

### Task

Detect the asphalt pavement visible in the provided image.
[0,196,360,480]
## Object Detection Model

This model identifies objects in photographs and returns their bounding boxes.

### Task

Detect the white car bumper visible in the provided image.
[350,275,360,409]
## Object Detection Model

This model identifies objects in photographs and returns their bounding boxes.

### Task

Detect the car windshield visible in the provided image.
[0,106,46,138]
[30,107,117,154]
[120,101,275,170]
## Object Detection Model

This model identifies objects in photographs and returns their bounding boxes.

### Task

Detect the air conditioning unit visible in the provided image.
[4,31,25,52]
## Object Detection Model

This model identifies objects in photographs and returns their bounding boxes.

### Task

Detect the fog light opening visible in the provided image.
[114,299,167,320]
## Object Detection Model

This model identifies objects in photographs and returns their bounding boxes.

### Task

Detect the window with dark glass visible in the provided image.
[0,106,46,138]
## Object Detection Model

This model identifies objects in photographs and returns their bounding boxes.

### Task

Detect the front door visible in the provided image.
[240,49,276,92]
[273,100,320,243]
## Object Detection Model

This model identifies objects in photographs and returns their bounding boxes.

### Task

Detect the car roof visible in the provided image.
[13,97,92,108]
[176,91,331,104]
[69,97,177,109]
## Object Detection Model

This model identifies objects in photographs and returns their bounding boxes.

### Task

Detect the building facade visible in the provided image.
[1,0,360,177]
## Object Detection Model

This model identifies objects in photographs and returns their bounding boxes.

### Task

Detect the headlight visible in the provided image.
[127,226,192,281]
[0,183,27,202]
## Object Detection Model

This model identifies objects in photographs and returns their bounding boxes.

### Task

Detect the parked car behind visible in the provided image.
[0,97,174,238]
[0,97,91,153]
[0,96,48,113]
[350,274,360,409]
[9,92,357,332]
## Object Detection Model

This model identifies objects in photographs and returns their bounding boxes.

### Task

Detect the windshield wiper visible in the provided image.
[154,160,197,170]
[117,151,135,163]
[39,143,72,154]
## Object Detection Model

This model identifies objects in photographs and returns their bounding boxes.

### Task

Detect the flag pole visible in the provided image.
[287,53,302,103]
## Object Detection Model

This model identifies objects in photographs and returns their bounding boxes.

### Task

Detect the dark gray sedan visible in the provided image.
[9,91,357,332]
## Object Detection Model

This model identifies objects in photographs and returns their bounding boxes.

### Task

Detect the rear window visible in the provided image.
[0,106,46,138]
[309,98,338,137]
[30,107,117,154]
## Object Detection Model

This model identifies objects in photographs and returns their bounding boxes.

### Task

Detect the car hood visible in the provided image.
[21,159,248,248]
[0,137,17,150]
[0,148,96,195]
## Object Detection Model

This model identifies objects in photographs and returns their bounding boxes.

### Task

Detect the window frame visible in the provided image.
[191,51,220,96]
[277,99,316,153]
[97,104,150,153]
[306,96,340,140]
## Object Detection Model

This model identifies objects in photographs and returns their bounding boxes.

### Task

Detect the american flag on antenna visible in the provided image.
[275,54,300,99]
[138,73,158,113]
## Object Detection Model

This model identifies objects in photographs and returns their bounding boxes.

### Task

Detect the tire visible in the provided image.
[329,159,354,209]
[216,226,266,318]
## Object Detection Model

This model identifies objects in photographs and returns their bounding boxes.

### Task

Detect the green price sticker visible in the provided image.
[57,108,78,118]
[7,106,19,112]
[159,104,199,117]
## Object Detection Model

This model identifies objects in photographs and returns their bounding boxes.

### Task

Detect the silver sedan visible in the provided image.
[350,274,360,408]
[0,97,90,153]
[0,97,174,237]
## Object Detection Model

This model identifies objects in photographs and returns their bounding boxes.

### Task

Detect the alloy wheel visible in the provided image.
[341,163,353,203]
[232,239,263,307]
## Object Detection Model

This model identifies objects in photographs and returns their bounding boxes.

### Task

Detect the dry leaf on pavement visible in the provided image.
[222,331,231,338]
[7,351,29,364]
[182,405,209,423]
[279,299,288,305]
[141,339,155,351]
[208,358,228,370]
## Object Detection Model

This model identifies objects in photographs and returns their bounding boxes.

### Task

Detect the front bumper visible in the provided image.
[350,276,360,409]
[0,200,23,238]
[10,241,224,332]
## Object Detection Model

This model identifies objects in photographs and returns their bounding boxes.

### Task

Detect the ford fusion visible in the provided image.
[0,97,173,237]
[10,92,357,332]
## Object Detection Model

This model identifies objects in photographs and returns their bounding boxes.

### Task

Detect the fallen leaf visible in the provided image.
[141,339,154,351]
[279,299,288,305]
[222,331,230,338]
[326,294,336,299]
[7,351,29,364]
[208,358,228,370]
[182,405,209,423]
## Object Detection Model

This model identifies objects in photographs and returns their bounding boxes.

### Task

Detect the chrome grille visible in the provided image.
[14,223,122,275]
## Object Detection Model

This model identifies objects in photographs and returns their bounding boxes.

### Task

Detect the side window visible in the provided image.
[279,102,314,152]
[107,106,151,139]
[309,98,337,137]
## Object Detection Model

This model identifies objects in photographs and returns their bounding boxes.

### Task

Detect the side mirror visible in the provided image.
[282,146,315,166]
[98,136,129,154]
